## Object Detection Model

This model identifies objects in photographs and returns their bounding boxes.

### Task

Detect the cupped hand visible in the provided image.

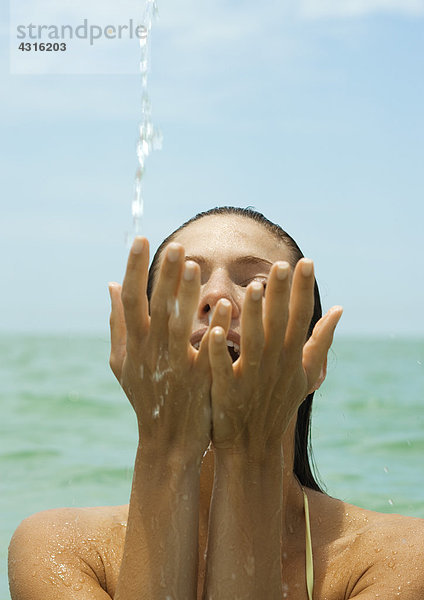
[208,258,343,456]
[108,237,212,460]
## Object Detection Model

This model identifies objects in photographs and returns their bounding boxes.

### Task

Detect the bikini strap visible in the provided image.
[303,489,314,600]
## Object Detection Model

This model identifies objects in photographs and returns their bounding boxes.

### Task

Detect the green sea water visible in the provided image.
[1,334,423,599]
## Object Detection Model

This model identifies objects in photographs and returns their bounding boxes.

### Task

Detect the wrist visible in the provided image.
[137,420,208,465]
[137,441,204,473]
[213,441,283,472]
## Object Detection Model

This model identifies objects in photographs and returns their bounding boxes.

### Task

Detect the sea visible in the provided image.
[1,334,423,599]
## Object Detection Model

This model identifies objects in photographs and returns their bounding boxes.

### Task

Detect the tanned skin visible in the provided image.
[9,215,424,600]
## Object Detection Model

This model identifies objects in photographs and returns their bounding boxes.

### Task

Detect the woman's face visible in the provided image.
[169,214,292,361]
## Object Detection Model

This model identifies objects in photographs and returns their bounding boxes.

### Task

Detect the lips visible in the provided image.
[190,328,241,362]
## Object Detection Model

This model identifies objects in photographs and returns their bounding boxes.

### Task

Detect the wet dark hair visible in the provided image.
[147,206,325,493]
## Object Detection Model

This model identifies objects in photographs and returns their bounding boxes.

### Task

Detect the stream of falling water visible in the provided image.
[132,0,163,237]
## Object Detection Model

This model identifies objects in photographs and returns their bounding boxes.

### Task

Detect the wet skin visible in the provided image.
[8,215,424,599]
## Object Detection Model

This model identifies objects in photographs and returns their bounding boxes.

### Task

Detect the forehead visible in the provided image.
[171,214,292,264]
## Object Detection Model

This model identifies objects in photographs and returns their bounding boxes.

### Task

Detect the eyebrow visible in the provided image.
[184,255,273,268]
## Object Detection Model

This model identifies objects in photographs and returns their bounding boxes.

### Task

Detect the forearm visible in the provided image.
[115,443,201,600]
[203,446,284,600]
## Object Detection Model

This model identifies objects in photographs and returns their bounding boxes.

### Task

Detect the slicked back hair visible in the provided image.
[146,206,325,492]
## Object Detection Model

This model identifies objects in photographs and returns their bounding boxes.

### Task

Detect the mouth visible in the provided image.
[190,329,241,363]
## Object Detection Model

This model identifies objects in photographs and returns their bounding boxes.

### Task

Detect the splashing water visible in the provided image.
[132,0,163,237]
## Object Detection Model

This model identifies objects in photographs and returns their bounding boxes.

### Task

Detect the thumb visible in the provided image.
[302,306,343,394]
[108,282,127,381]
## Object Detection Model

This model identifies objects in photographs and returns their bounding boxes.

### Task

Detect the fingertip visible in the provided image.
[300,258,314,277]
[274,261,290,281]
[217,298,232,317]
[131,236,146,255]
[183,260,199,282]
[330,305,344,319]
[212,326,225,343]
[249,281,264,302]
[108,281,121,300]
[166,242,184,263]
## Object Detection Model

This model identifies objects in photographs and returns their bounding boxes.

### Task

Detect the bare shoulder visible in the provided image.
[348,505,424,598]
[9,504,128,599]
[311,491,424,599]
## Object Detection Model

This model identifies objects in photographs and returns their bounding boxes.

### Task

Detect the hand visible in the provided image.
[108,237,212,460]
[208,258,343,456]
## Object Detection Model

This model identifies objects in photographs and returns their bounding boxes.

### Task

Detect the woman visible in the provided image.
[9,207,424,599]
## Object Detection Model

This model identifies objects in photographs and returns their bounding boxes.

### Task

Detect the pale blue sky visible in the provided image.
[1,0,423,335]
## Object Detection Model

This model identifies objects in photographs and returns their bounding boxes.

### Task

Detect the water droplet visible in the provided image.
[152,405,160,419]
[388,499,394,506]
[203,442,211,457]
[383,466,389,473]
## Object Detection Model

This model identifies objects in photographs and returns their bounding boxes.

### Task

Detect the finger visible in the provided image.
[108,282,127,380]
[197,298,232,371]
[209,326,233,390]
[168,261,201,362]
[284,258,315,357]
[121,237,150,346]
[240,281,265,370]
[263,261,291,361]
[302,305,343,393]
[149,243,185,343]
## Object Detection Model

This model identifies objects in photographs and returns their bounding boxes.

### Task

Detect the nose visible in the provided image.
[197,268,241,322]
